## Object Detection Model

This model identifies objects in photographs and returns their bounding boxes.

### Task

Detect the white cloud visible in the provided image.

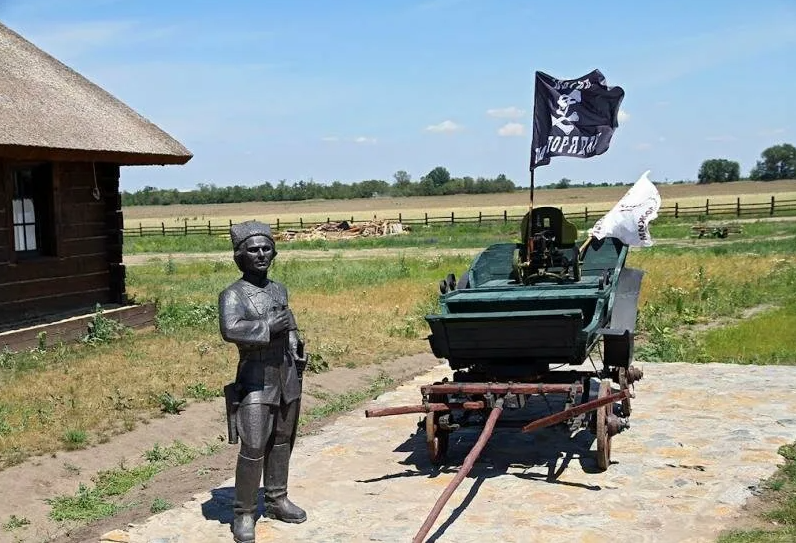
[425,120,463,133]
[321,136,376,144]
[617,109,630,123]
[658,136,667,142]
[497,122,525,137]
[706,135,737,142]
[635,142,652,151]
[758,128,786,136]
[487,106,526,119]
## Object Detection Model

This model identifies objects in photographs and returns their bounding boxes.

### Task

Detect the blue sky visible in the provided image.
[2,0,795,192]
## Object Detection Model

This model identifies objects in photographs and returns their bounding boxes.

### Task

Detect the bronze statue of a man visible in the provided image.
[219,220,307,543]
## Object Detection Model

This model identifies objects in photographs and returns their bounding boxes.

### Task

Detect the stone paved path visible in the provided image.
[107,360,796,543]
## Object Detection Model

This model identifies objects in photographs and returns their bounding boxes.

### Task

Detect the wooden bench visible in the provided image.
[690,224,743,239]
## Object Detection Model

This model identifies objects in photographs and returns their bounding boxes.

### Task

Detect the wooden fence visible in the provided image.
[122,196,796,237]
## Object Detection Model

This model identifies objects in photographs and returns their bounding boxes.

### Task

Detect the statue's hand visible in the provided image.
[266,309,291,336]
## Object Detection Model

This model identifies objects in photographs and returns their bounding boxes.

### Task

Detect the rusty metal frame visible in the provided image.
[419,382,581,395]
[365,381,634,542]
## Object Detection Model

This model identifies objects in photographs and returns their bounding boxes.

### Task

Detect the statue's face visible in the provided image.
[238,235,275,275]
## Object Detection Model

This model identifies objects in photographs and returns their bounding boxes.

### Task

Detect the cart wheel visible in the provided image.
[618,367,632,417]
[425,411,449,465]
[595,379,612,471]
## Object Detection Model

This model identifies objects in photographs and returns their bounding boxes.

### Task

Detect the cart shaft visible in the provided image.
[365,401,485,418]
[413,398,505,543]
[521,388,630,433]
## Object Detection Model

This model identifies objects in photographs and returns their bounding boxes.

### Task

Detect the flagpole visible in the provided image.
[525,164,535,267]
[526,71,536,267]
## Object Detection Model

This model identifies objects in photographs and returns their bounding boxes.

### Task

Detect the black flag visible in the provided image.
[530,69,624,170]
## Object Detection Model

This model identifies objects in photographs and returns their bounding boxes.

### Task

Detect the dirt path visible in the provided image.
[0,354,438,543]
[100,359,796,543]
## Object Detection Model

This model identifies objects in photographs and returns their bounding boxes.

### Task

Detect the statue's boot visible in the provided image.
[263,443,307,523]
[232,453,262,543]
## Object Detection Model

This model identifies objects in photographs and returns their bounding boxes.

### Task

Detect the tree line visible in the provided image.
[121,166,517,206]
[698,143,796,184]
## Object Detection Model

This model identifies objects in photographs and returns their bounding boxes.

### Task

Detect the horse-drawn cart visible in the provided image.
[365,206,646,541]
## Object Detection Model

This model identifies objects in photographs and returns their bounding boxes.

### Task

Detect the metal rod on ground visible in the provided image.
[412,398,505,543]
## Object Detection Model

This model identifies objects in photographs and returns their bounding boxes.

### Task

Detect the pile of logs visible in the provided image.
[273,219,409,242]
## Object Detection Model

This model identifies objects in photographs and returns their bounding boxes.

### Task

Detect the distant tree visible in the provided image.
[553,177,572,189]
[122,169,516,206]
[697,159,740,184]
[749,143,796,181]
[424,166,451,188]
[392,170,413,196]
[393,170,411,185]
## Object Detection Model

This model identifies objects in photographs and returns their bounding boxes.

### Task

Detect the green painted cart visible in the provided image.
[366,206,645,470]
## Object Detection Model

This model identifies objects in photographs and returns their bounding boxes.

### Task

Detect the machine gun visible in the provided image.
[516,206,581,284]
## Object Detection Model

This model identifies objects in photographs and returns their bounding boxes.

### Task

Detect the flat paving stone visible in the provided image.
[112,360,796,543]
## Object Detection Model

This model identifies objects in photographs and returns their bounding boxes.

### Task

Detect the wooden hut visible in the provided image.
[0,23,192,337]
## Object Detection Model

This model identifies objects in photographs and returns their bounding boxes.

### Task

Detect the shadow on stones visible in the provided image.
[200,486,270,526]
[357,423,604,489]
[426,475,485,543]
[359,395,608,488]
[357,396,612,541]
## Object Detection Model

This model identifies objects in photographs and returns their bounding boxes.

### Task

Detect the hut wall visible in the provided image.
[0,160,125,328]
[0,165,8,269]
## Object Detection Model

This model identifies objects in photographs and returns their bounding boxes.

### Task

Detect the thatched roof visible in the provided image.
[0,23,192,165]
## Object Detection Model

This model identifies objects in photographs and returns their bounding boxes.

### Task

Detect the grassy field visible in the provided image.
[4,227,796,469]
[123,213,796,255]
[0,254,465,468]
[3,220,796,540]
[122,179,796,227]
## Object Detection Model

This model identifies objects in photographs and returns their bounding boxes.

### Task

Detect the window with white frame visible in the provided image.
[13,168,38,252]
[10,163,55,257]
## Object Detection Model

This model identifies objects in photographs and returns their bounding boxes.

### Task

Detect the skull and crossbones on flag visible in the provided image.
[551,89,581,135]
[530,69,625,169]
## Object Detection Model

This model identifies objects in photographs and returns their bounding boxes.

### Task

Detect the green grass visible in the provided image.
[698,303,796,364]
[0,253,465,468]
[639,232,796,257]
[126,253,471,332]
[634,257,796,364]
[718,444,796,542]
[2,514,30,531]
[42,369,394,524]
[122,214,796,255]
[124,221,524,254]
[642,218,796,240]
[46,440,214,523]
[150,498,173,514]
[298,371,395,429]
[62,429,88,450]
[124,233,231,253]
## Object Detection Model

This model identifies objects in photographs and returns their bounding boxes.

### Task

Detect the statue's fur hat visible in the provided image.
[230,220,275,250]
